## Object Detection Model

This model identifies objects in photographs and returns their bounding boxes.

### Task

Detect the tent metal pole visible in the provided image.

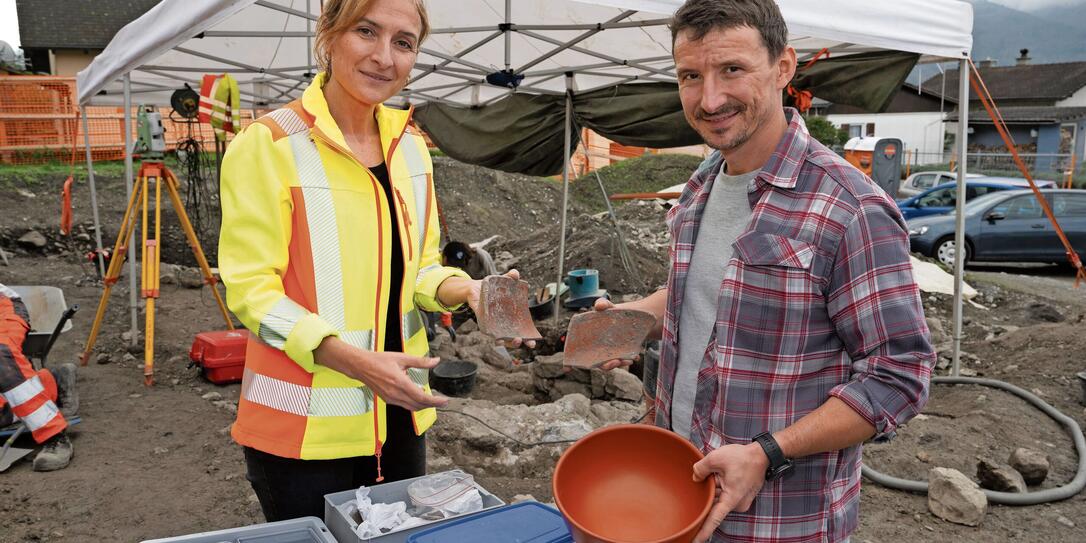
[123,74,139,345]
[174,47,309,83]
[255,0,317,21]
[81,107,106,277]
[504,0,511,71]
[515,11,636,74]
[554,73,574,327]
[306,0,313,75]
[951,58,969,377]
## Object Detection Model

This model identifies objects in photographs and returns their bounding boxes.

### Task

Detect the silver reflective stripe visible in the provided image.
[340,330,376,351]
[407,367,429,389]
[290,131,348,331]
[20,401,60,431]
[399,135,429,257]
[4,375,44,407]
[403,308,425,340]
[416,264,441,290]
[241,369,375,417]
[268,108,307,135]
[259,297,308,349]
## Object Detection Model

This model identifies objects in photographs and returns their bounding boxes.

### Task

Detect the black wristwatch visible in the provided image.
[752,432,794,481]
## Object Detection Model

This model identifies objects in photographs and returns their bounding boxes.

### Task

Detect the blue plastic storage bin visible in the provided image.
[406,502,572,543]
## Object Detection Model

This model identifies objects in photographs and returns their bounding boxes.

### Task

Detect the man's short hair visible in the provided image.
[670,0,788,60]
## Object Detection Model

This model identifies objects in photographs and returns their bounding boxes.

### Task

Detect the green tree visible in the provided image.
[804,115,848,149]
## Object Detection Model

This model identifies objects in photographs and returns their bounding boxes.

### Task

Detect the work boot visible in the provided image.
[52,363,79,418]
[32,432,73,472]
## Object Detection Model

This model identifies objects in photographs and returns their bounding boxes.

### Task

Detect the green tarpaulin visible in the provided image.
[414,50,919,176]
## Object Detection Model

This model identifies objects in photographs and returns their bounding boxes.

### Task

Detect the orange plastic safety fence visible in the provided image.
[0,76,256,165]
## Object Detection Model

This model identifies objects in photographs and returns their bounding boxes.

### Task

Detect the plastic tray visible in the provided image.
[324,470,505,543]
[406,502,572,543]
[140,516,336,543]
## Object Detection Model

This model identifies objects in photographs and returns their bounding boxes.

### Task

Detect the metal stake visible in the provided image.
[554,73,574,326]
[82,107,106,277]
[124,74,138,345]
[951,58,970,377]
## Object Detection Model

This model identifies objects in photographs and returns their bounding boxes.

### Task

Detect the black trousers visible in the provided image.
[243,405,426,522]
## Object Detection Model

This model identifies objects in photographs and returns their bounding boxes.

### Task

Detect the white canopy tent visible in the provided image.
[76,0,974,374]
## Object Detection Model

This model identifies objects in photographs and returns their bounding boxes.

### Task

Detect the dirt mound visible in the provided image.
[493,201,669,296]
[568,154,702,213]
[432,157,570,244]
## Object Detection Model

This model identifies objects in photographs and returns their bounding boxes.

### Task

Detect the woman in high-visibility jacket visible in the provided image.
[218,0,528,521]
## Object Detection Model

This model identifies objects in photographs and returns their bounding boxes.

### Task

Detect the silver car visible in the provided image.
[898,171,983,198]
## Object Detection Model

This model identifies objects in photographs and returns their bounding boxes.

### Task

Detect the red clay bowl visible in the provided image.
[553,424,714,543]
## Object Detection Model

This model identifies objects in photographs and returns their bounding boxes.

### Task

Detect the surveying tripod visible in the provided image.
[79,159,234,386]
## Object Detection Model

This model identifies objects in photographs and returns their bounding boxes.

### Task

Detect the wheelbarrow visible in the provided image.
[9,285,79,368]
[0,286,79,471]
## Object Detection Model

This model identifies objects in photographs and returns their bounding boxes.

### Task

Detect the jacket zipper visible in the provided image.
[312,116,416,478]
[394,188,414,262]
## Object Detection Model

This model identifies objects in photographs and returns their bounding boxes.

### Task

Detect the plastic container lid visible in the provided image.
[405,502,572,543]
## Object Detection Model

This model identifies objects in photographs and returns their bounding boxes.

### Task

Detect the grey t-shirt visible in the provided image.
[671,168,758,440]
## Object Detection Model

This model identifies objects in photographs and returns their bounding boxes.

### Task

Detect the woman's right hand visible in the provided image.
[314,337,448,412]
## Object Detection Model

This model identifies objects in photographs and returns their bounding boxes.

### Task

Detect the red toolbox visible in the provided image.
[189,329,249,384]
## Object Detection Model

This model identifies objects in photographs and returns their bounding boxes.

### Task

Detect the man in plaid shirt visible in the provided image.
[589,1,935,541]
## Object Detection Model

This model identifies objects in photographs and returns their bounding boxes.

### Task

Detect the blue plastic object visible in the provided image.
[564,269,602,300]
[406,502,573,543]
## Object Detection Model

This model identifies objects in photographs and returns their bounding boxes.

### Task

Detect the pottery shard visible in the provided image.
[1008,447,1050,486]
[928,467,987,526]
[976,458,1026,493]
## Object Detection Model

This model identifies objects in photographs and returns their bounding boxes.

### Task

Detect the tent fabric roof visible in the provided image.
[76,0,973,107]
[16,0,159,50]
[924,61,1086,103]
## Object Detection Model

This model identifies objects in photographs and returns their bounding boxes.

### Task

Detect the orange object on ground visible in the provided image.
[553,424,713,543]
[0,293,67,444]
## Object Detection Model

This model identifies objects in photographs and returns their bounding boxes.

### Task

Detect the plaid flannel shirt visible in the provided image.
[657,109,934,542]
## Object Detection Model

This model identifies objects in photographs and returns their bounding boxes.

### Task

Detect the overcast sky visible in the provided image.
[1,0,1083,50]
[0,1,18,48]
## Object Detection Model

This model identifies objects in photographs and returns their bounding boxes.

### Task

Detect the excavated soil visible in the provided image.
[1,160,1085,542]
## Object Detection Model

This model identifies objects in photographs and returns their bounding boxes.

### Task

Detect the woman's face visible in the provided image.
[328,0,422,107]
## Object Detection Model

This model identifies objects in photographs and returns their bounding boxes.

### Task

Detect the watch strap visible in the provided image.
[753,432,791,481]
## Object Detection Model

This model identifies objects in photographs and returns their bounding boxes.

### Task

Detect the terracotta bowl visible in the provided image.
[553,424,714,543]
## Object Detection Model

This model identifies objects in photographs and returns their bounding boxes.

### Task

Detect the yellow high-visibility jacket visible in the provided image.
[218,73,468,460]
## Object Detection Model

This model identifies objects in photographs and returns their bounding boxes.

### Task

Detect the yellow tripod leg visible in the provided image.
[143,166,163,387]
[163,167,235,329]
[80,177,145,365]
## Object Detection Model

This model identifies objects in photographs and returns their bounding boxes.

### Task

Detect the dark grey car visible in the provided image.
[907,189,1086,266]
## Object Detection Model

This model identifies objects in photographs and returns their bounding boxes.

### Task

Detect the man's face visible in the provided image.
[674,25,794,152]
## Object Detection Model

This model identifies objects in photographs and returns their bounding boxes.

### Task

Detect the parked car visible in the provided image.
[896,181,1036,220]
[898,171,982,198]
[906,189,1086,266]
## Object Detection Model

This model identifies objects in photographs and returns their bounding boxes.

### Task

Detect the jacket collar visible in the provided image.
[301,72,415,158]
[753,108,810,191]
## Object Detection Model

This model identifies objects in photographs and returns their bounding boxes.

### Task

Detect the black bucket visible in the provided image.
[430,360,478,397]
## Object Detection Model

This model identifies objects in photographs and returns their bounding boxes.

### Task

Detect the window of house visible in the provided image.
[848,125,862,138]
[865,123,875,136]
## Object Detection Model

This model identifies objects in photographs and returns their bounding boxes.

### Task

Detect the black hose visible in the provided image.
[862,376,1086,505]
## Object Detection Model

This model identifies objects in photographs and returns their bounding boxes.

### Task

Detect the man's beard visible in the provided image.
[696,104,753,152]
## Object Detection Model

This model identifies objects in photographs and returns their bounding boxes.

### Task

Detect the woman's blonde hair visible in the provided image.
[314,0,431,77]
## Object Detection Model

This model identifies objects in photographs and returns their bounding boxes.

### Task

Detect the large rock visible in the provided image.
[606,369,643,402]
[928,467,987,526]
[1009,448,1050,485]
[926,317,948,347]
[178,266,206,289]
[1027,303,1065,323]
[17,230,47,249]
[532,353,566,379]
[549,379,592,401]
[976,459,1026,493]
